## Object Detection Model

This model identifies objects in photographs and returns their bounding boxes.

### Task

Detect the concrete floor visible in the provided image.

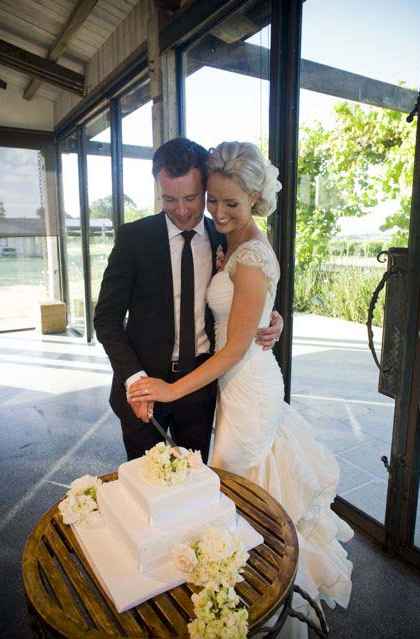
[0,316,419,638]
[291,313,394,525]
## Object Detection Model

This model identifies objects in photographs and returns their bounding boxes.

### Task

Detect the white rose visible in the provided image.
[199,528,235,562]
[58,495,81,525]
[172,543,198,574]
[69,474,100,496]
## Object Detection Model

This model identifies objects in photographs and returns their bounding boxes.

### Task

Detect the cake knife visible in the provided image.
[150,415,182,455]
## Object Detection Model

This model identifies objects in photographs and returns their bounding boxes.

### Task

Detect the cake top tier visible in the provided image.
[141,443,204,487]
[118,448,222,526]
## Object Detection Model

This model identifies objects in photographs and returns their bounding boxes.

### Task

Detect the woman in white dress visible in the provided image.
[129,141,353,636]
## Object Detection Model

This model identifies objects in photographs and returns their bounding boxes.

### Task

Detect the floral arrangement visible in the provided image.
[173,527,249,639]
[189,586,248,639]
[58,475,102,525]
[143,442,203,486]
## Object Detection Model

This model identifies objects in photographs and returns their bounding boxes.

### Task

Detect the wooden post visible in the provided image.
[161,49,180,142]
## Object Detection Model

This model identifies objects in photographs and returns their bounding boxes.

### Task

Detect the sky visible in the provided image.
[2,0,420,237]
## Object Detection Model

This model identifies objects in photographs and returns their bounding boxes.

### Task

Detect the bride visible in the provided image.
[129,141,353,636]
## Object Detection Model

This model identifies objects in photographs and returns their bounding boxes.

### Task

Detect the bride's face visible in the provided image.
[206,172,256,235]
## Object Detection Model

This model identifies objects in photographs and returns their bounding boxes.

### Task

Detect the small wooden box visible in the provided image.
[40,301,67,334]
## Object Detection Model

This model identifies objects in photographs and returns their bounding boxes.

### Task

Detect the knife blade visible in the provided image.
[150,415,183,456]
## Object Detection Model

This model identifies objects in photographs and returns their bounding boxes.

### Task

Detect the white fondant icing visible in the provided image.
[98,479,237,572]
[118,457,221,526]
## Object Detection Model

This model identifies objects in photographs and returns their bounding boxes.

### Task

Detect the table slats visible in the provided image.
[37,541,89,630]
[23,468,298,638]
[44,521,120,635]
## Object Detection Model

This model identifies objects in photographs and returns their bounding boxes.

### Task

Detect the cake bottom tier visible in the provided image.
[73,513,264,613]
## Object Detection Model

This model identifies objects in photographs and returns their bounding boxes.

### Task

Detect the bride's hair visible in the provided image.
[207,142,282,217]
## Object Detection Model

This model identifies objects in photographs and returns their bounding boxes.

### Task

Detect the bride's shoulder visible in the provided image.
[227,238,280,281]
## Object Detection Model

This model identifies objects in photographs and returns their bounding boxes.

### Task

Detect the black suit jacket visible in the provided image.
[94,212,225,417]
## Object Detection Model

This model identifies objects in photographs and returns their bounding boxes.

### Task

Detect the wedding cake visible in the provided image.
[66,443,263,613]
[97,450,237,572]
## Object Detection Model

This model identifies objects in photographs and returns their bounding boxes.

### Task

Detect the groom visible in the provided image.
[94,138,282,462]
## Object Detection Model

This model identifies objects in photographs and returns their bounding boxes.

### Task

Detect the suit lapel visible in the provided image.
[154,212,175,341]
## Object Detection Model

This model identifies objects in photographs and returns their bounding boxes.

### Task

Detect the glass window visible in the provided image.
[0,147,51,331]
[293,0,419,524]
[60,133,86,335]
[85,111,115,314]
[183,2,271,236]
[121,80,155,222]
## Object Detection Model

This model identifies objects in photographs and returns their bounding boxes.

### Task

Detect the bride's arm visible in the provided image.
[128,263,267,405]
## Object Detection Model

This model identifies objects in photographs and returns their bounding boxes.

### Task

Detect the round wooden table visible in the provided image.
[22,468,300,638]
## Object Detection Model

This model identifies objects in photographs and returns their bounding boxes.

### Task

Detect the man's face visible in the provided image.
[157,168,205,231]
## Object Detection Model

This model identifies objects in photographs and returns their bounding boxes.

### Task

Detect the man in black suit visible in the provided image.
[94,138,281,462]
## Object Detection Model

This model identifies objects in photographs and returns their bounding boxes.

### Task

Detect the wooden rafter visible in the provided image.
[0,39,84,96]
[24,0,98,101]
[190,37,417,114]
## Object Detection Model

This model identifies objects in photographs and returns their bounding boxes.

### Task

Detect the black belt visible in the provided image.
[171,353,210,374]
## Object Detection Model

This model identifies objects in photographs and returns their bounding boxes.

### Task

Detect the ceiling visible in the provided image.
[0,0,140,101]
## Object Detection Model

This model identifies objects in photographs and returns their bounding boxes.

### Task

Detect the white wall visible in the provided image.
[0,85,54,131]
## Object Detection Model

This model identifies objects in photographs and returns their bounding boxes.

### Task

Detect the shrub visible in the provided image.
[294,265,384,326]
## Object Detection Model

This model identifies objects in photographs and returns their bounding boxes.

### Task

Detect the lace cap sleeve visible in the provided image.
[226,240,280,293]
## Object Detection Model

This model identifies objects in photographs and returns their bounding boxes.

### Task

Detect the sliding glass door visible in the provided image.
[0,145,55,332]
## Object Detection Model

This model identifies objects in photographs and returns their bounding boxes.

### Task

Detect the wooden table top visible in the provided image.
[22,467,298,638]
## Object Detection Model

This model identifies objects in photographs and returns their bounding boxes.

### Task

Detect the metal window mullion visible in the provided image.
[385,103,420,555]
[110,98,124,228]
[55,144,68,308]
[78,126,93,343]
[269,0,303,403]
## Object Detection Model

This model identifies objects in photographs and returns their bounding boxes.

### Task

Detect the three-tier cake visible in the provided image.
[72,448,263,612]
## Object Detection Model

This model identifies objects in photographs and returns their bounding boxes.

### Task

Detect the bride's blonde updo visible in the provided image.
[207,141,282,217]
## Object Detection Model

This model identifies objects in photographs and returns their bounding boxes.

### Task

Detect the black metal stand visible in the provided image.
[251,585,329,638]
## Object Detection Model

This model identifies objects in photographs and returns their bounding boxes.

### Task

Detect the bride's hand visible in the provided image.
[127,377,176,403]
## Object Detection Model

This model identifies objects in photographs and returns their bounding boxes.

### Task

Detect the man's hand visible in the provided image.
[255,310,284,351]
[128,399,154,422]
[127,377,154,422]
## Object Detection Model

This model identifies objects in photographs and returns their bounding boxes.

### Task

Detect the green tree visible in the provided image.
[89,194,151,222]
[296,103,416,267]
[297,122,340,267]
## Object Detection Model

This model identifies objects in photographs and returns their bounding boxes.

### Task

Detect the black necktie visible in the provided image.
[179,230,196,368]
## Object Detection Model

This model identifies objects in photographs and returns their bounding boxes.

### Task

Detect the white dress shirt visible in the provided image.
[126,214,213,388]
[166,214,213,361]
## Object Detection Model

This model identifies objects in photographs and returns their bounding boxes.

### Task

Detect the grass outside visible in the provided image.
[0,241,386,330]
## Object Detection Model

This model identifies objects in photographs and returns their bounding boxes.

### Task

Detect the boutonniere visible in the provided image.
[216,244,225,272]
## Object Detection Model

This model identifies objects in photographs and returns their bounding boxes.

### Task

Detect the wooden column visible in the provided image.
[161,49,180,142]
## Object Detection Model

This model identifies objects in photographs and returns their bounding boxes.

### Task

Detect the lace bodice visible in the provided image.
[207,239,280,352]
[224,239,280,295]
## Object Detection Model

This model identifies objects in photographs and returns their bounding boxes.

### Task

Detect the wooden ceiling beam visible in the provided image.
[189,37,417,114]
[23,0,98,101]
[0,38,84,96]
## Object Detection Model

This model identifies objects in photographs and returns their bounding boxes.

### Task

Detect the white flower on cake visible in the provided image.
[172,543,198,573]
[188,586,248,639]
[143,442,203,486]
[58,474,102,525]
[172,527,249,590]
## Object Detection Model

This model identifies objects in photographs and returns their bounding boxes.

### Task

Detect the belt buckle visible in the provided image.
[171,361,181,373]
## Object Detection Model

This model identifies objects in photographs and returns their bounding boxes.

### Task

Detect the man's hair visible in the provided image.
[152,137,208,185]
